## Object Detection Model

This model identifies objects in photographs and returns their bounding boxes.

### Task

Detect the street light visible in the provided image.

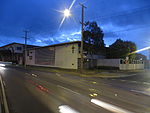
[63,9,71,17]
[60,4,86,71]
[59,9,71,29]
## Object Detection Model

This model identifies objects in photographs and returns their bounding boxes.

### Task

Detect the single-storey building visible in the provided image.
[26,41,105,69]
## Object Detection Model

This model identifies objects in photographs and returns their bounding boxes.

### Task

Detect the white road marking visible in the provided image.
[123,80,150,85]
[120,80,126,82]
[143,82,150,85]
[91,99,133,113]
[130,81,138,83]
[115,94,118,97]
[131,74,137,76]
[56,73,61,76]
[57,85,80,95]
[111,79,115,80]
[31,74,38,77]
[131,90,150,96]
[58,105,80,113]
[25,73,30,75]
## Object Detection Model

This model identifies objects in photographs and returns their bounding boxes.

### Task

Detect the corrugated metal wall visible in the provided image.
[35,47,55,65]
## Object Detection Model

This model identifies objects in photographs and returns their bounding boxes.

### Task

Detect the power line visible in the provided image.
[88,5,150,21]
[15,5,150,39]
[105,24,150,35]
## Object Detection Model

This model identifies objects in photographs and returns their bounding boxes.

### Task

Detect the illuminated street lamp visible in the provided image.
[63,9,71,17]
[59,3,86,71]
[59,9,71,29]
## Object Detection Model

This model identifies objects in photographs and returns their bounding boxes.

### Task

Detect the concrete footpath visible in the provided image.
[16,65,145,78]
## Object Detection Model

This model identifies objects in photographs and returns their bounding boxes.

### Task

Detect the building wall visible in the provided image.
[26,43,79,69]
[26,50,35,65]
[35,47,55,65]
[55,43,79,69]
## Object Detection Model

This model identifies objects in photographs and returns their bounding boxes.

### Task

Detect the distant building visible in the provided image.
[26,41,105,69]
[0,42,39,64]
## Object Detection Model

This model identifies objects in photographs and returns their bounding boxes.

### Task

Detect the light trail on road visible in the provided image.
[91,99,133,113]
[58,105,79,113]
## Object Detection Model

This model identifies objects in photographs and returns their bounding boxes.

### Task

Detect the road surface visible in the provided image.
[0,66,150,113]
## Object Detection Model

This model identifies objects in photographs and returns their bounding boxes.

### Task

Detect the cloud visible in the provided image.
[71,31,81,36]
[0,0,150,58]
[26,30,81,46]
[36,39,42,43]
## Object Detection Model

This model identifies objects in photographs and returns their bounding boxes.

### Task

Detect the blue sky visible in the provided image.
[0,0,150,56]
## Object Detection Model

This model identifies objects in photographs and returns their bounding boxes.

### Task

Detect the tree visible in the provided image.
[135,53,147,61]
[107,39,137,59]
[83,21,105,55]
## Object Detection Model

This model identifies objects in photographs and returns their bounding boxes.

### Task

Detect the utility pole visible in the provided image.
[79,3,86,71]
[23,30,29,68]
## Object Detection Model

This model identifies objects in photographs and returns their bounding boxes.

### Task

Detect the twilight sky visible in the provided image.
[0,0,150,56]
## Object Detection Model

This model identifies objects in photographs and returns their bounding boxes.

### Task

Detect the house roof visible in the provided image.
[0,42,39,49]
[28,41,81,50]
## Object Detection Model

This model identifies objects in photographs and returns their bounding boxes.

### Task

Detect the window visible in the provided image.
[29,56,32,60]
[72,46,75,53]
[16,47,22,50]
[27,51,29,56]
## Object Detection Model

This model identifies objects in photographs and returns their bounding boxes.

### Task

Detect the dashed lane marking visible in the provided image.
[131,89,150,96]
[56,73,61,76]
[31,73,38,77]
[120,80,126,82]
[130,81,138,83]
[111,79,150,86]
[57,85,80,95]
[131,74,137,76]
[143,82,150,85]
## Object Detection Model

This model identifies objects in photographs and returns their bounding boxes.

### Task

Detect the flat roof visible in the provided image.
[0,42,39,49]
[28,41,81,50]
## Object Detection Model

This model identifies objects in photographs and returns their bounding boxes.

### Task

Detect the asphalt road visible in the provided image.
[0,66,150,113]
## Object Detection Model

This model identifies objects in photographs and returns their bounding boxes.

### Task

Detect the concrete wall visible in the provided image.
[119,64,144,70]
[55,43,79,69]
[97,59,144,70]
[97,59,120,67]
[26,50,35,65]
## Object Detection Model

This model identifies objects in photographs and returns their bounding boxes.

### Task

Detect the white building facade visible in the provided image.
[26,41,81,69]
